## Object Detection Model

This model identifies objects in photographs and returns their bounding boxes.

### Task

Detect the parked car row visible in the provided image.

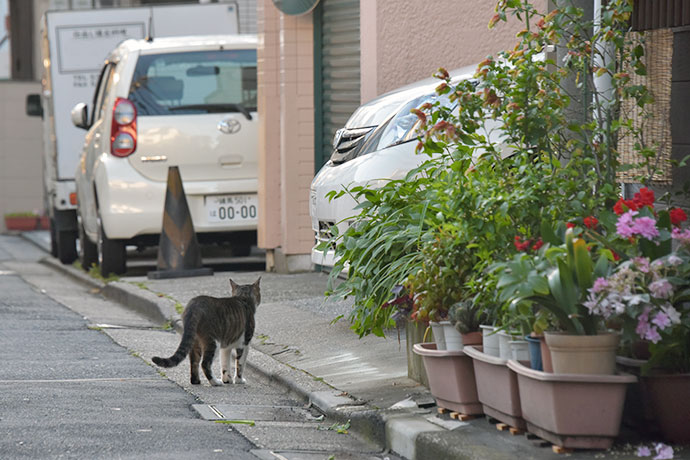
[70,35,258,275]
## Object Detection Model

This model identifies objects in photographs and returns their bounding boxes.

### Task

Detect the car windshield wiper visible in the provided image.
[168,103,253,120]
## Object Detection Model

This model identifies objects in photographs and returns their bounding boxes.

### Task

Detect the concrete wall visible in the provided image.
[360,0,547,103]
[0,81,45,231]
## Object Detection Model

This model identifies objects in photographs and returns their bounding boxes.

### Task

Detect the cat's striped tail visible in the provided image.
[151,307,200,368]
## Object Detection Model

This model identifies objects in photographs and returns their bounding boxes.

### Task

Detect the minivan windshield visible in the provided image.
[128,49,257,116]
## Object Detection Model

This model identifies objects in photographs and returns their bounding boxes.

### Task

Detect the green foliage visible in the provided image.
[449,300,487,334]
[495,228,612,335]
[326,0,662,338]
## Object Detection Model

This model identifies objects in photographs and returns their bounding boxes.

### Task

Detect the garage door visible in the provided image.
[314,0,360,170]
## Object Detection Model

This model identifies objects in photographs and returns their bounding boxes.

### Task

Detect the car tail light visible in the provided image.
[110,98,137,157]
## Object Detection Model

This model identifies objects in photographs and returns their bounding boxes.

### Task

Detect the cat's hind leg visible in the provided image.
[220,346,233,384]
[233,346,248,384]
[189,339,202,385]
[201,339,223,386]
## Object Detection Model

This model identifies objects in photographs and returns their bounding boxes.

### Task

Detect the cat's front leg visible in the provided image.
[233,347,247,384]
[220,347,233,384]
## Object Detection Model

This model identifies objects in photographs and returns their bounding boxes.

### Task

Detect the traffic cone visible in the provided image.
[147,166,213,279]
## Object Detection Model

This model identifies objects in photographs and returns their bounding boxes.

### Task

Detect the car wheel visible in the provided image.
[77,213,98,270]
[56,229,78,264]
[49,218,58,257]
[97,217,126,276]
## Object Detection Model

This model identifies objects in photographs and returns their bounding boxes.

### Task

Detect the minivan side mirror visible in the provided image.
[70,103,89,130]
[26,94,43,118]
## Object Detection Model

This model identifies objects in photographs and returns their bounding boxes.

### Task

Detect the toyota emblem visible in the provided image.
[218,118,242,134]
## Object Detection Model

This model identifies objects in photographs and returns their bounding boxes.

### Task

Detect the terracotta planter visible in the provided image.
[461,331,482,347]
[643,373,690,444]
[464,345,526,430]
[4,215,49,231]
[544,331,619,375]
[507,360,635,449]
[413,342,482,414]
[615,356,658,435]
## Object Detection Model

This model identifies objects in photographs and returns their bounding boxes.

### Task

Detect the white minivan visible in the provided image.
[72,35,258,275]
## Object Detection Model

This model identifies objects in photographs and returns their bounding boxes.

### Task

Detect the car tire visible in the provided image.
[56,229,78,264]
[97,218,126,276]
[78,214,98,270]
[49,218,58,257]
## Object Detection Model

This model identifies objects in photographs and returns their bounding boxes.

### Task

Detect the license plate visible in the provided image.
[205,194,258,223]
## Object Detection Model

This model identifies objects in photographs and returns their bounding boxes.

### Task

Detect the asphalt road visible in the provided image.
[0,235,391,460]
[0,236,257,459]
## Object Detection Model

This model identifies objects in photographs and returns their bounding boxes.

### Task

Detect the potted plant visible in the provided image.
[495,226,617,374]
[582,197,690,444]
[449,299,486,348]
[4,211,49,231]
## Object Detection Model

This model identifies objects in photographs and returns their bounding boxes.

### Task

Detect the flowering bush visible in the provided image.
[582,189,690,373]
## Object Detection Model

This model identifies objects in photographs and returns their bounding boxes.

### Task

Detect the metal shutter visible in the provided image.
[314,0,360,170]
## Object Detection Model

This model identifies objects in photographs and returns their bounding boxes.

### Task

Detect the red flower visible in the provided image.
[612,251,620,261]
[531,239,544,251]
[514,236,530,252]
[613,197,638,216]
[566,222,576,229]
[670,207,688,226]
[583,216,598,229]
[632,187,655,208]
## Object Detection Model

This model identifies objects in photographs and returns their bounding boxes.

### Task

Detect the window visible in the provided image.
[128,49,257,116]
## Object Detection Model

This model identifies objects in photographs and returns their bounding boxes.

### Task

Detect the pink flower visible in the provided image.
[637,446,652,457]
[592,277,609,293]
[653,443,674,460]
[649,279,673,299]
[631,216,659,240]
[616,210,637,238]
[633,257,651,273]
[644,326,662,344]
[672,227,690,247]
[652,312,671,330]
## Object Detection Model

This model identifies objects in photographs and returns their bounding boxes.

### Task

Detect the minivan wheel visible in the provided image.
[97,217,126,276]
[77,213,98,270]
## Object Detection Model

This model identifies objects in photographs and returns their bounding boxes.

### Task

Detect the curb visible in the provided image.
[39,257,441,457]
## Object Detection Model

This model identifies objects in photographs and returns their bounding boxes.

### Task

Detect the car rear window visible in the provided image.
[128,49,257,116]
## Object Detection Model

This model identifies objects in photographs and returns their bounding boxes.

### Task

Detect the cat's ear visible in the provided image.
[229,278,238,291]
[254,276,261,287]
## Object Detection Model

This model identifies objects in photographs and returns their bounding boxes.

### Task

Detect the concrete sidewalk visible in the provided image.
[24,232,682,460]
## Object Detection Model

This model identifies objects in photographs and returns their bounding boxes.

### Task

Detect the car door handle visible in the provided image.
[219,155,243,167]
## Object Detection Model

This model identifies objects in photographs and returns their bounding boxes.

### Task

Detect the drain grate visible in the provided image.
[193,404,317,423]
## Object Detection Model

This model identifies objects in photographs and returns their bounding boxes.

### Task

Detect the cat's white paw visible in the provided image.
[222,374,231,384]
[232,376,247,385]
[209,378,223,387]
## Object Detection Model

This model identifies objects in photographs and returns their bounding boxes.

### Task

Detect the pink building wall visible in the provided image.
[360,0,547,102]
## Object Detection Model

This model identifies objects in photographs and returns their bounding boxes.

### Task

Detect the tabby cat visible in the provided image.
[152,277,261,386]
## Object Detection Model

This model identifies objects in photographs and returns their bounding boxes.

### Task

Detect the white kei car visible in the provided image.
[310,63,508,269]
[71,35,258,275]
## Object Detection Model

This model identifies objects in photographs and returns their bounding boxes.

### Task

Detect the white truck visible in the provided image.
[26,3,240,263]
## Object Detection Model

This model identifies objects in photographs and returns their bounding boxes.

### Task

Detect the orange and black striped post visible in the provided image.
[147,166,213,279]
